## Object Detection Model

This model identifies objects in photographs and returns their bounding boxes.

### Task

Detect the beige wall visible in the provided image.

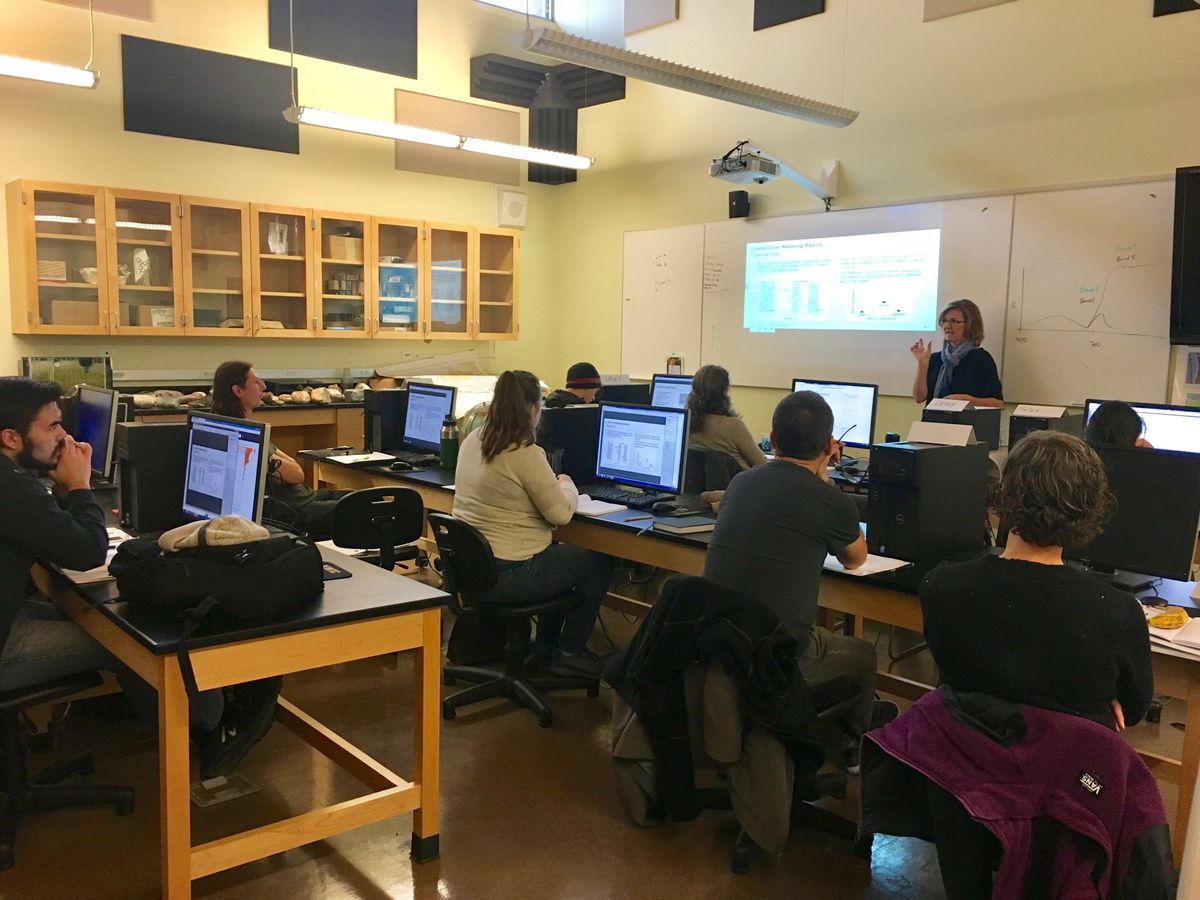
[3,0,1200,436]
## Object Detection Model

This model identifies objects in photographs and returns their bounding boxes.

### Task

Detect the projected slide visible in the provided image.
[744,229,941,333]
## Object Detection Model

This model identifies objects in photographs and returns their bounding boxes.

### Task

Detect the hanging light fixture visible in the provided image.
[521,27,858,128]
[0,0,98,89]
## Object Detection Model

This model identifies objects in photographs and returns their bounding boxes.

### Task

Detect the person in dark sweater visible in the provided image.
[910,298,1003,407]
[543,361,601,409]
[920,430,1153,729]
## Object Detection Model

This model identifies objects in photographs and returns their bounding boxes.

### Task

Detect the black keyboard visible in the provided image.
[580,484,675,510]
[391,451,442,467]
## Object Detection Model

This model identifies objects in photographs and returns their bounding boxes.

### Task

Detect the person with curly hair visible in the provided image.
[685,364,766,470]
[919,431,1152,731]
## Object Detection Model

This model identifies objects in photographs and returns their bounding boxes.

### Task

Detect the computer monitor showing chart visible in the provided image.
[72,384,119,479]
[592,403,688,494]
[1084,399,1200,454]
[401,383,457,452]
[650,374,694,410]
[791,379,879,449]
[181,411,271,524]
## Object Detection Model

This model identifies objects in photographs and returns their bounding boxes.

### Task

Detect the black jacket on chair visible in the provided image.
[604,575,825,822]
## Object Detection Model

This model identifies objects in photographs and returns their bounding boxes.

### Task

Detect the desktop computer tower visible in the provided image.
[363,388,407,451]
[1007,411,1084,448]
[921,406,1002,450]
[867,441,990,564]
[115,422,189,533]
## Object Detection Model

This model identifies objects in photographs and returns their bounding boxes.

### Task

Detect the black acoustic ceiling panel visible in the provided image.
[754,0,826,31]
[1154,0,1200,16]
[268,0,418,79]
[471,55,624,185]
[121,35,299,154]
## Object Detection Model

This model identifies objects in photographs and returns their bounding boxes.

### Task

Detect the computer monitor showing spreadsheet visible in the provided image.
[650,374,694,410]
[791,379,879,449]
[73,385,119,479]
[1084,399,1200,454]
[593,403,689,494]
[182,411,270,524]
[402,384,457,452]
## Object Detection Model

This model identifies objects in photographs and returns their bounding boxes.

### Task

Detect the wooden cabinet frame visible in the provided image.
[105,187,185,335]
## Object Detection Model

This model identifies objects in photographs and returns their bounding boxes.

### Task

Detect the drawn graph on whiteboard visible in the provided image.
[1014,257,1166,341]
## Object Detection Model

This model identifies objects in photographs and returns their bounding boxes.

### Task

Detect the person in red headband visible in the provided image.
[544,362,601,408]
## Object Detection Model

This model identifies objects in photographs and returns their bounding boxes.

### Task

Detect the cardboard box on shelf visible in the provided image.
[49,299,98,326]
[37,260,68,281]
[129,305,175,327]
[327,236,363,261]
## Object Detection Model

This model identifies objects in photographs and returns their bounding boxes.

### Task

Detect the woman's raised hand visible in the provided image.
[910,338,932,362]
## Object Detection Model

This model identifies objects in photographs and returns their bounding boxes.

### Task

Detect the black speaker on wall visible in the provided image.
[1170,165,1200,344]
[729,190,750,219]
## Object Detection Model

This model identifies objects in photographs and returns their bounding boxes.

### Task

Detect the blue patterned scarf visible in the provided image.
[932,341,976,399]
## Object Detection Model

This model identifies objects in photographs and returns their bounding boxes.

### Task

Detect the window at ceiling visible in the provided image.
[476,0,553,18]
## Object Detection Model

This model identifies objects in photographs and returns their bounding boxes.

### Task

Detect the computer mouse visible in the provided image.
[651,500,679,515]
[389,460,414,471]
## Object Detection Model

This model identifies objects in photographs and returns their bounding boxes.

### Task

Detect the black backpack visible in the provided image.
[109,531,324,695]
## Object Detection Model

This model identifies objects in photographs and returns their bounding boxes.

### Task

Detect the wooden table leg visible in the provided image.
[159,660,193,898]
[410,608,441,862]
[1174,673,1200,866]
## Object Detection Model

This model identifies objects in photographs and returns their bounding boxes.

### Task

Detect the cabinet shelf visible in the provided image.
[260,291,306,298]
[192,248,241,257]
[35,232,95,242]
[431,299,466,305]
[321,257,364,265]
[431,265,466,272]
[119,284,173,292]
[479,269,514,276]
[192,288,243,295]
[479,301,513,306]
[260,254,305,262]
[322,294,364,300]
[38,281,96,289]
[117,239,171,247]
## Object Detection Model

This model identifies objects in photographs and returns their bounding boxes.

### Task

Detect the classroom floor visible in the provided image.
[0,570,1185,899]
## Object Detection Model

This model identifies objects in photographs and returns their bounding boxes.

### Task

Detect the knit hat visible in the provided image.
[565,361,601,389]
[158,515,269,552]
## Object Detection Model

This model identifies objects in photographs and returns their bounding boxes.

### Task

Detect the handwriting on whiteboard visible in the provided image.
[652,252,672,292]
[703,254,725,292]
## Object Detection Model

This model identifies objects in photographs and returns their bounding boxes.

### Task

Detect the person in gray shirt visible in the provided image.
[703,390,890,769]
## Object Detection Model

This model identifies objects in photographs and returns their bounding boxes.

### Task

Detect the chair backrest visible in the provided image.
[330,487,424,570]
[426,512,499,600]
[684,447,742,494]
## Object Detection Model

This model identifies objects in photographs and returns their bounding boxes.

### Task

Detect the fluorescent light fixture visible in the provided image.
[284,104,592,170]
[34,214,85,224]
[521,27,858,128]
[0,54,97,89]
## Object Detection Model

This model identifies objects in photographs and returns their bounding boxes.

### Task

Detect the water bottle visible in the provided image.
[439,414,459,470]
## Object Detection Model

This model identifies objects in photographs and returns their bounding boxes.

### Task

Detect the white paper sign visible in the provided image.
[1013,404,1067,419]
[907,421,976,446]
[600,373,630,385]
[926,398,970,412]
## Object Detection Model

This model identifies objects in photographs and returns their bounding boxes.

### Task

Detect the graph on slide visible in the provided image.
[1014,261,1164,340]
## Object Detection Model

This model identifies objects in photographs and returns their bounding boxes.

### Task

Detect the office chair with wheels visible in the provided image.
[428,513,600,728]
[0,671,135,870]
[331,487,427,572]
[683,448,742,495]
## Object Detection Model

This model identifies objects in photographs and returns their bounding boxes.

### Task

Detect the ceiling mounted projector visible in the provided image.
[709,140,841,203]
[709,152,779,185]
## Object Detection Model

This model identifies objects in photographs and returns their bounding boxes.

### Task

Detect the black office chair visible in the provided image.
[428,513,600,728]
[0,671,135,870]
[331,487,427,572]
[683,448,743,495]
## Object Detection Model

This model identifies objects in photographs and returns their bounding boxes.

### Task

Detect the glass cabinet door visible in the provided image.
[315,211,370,338]
[475,228,518,340]
[181,197,251,334]
[373,217,423,339]
[106,189,183,333]
[25,185,108,332]
[250,204,314,336]
[427,224,471,339]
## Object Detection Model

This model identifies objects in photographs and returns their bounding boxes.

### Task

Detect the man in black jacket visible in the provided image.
[544,361,601,408]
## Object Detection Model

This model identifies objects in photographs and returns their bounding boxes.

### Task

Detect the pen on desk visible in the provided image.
[624,515,652,522]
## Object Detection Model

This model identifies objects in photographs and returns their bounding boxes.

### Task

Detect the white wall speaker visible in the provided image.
[496,187,528,229]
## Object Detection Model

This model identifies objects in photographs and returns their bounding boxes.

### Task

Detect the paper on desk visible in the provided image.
[576,495,627,516]
[324,451,396,466]
[823,553,910,577]
[1146,612,1200,652]
[62,545,121,584]
[316,540,368,558]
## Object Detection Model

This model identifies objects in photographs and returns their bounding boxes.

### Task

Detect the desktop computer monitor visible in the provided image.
[596,383,651,406]
[182,411,271,524]
[791,379,878,449]
[401,383,457,452]
[73,385,119,479]
[1066,445,1200,588]
[592,403,689,495]
[650,374,694,410]
[536,404,600,483]
[1084,399,1200,453]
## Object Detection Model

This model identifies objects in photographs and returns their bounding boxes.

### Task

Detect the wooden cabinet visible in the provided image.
[105,188,184,335]
[181,197,252,335]
[7,180,110,334]
[250,203,315,337]
[7,180,521,341]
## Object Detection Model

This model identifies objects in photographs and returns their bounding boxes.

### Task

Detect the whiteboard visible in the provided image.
[621,225,704,378]
[1002,181,1173,406]
[700,197,1014,394]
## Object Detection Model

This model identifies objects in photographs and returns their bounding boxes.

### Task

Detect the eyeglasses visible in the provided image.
[941,317,966,326]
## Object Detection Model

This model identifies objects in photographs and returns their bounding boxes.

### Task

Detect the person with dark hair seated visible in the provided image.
[921,430,1152,730]
[686,364,766,471]
[703,390,894,770]
[211,361,348,537]
[453,370,612,676]
[1085,399,1154,448]
[544,361,601,409]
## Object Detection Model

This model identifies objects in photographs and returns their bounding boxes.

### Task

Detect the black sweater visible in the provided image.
[0,454,107,643]
[920,555,1153,726]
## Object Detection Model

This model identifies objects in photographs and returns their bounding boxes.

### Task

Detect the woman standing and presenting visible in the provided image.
[686,364,767,470]
[911,299,1004,407]
[453,370,611,676]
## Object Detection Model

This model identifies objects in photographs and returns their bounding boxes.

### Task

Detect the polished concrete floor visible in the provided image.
[0,571,1186,899]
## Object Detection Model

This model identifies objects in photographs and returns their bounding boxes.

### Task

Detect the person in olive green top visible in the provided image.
[686,364,767,470]
[211,361,347,537]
